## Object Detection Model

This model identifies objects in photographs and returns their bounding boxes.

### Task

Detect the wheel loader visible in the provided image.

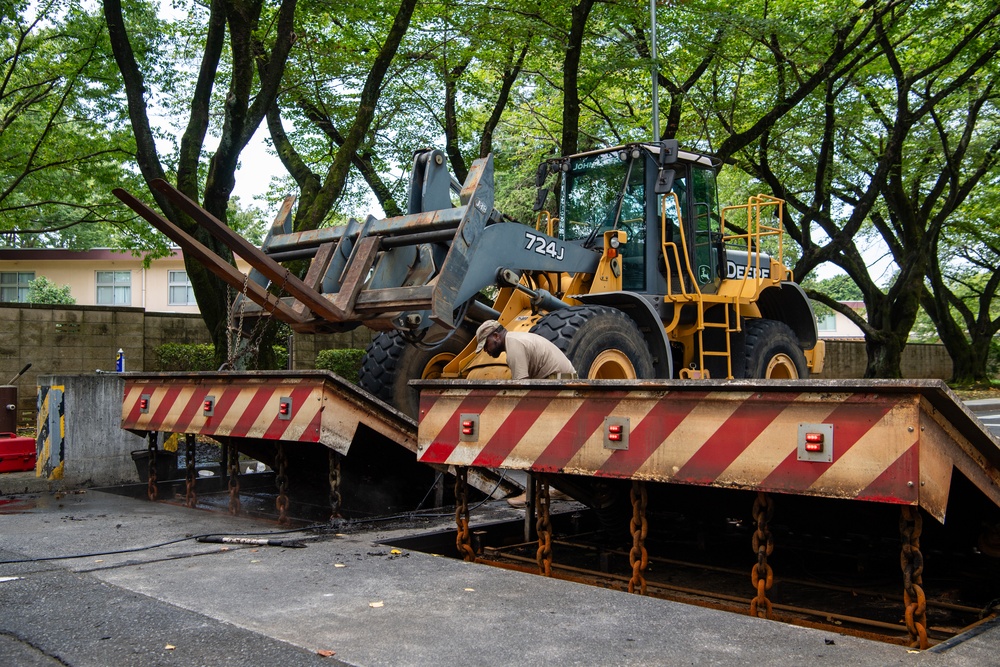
[356,140,824,417]
[116,140,824,420]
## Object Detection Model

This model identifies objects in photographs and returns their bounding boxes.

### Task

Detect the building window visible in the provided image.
[817,312,837,332]
[0,272,34,302]
[168,270,196,306]
[96,270,131,305]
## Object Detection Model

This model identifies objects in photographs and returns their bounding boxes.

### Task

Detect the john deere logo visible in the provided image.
[698,265,711,282]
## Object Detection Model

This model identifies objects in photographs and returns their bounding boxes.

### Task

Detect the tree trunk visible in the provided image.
[106,0,297,368]
[561,0,596,156]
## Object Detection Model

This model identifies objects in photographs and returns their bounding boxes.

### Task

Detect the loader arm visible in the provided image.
[115,153,597,336]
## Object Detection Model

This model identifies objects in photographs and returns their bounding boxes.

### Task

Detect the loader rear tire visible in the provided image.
[531,306,655,379]
[359,328,473,418]
[740,318,809,379]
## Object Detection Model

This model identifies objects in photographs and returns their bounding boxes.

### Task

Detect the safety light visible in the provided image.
[203,399,213,411]
[279,397,292,419]
[459,413,479,441]
[202,396,215,416]
[139,396,149,412]
[804,432,824,452]
[608,423,623,442]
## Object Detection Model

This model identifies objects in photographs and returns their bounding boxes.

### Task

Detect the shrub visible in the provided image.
[315,348,365,384]
[154,343,216,371]
[26,276,75,304]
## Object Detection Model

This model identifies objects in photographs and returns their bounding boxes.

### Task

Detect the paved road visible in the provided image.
[1,491,999,667]
[966,399,1000,437]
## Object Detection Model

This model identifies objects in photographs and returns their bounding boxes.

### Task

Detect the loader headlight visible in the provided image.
[609,236,621,249]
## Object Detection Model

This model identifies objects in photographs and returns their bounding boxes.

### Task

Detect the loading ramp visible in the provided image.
[415,378,1000,523]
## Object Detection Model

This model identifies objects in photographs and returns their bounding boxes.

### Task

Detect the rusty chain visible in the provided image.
[750,492,775,619]
[900,506,928,649]
[628,480,649,595]
[227,440,241,515]
[146,432,158,501]
[184,433,197,508]
[535,475,553,577]
[226,271,287,370]
[275,441,290,525]
[328,449,342,520]
[454,468,476,562]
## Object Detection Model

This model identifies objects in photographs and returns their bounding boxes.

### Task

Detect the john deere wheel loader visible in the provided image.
[117,140,824,420]
[357,141,824,417]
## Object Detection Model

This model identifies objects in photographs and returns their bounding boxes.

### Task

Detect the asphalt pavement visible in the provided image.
[965,398,1000,437]
[2,489,1000,667]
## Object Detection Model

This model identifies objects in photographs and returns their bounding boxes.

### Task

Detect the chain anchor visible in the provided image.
[184,433,197,508]
[900,506,929,649]
[146,432,159,502]
[275,441,290,525]
[628,480,649,595]
[535,474,553,577]
[454,467,476,562]
[227,440,241,515]
[750,492,775,619]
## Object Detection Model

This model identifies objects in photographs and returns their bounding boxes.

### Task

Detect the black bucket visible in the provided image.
[131,450,179,482]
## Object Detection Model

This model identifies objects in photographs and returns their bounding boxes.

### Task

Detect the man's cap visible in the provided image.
[475,320,503,352]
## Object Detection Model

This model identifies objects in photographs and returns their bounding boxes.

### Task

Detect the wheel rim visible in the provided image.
[422,353,455,380]
[588,350,638,379]
[765,353,799,379]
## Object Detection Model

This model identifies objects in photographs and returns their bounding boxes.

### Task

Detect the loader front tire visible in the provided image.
[531,306,654,379]
[740,318,809,379]
[359,328,473,418]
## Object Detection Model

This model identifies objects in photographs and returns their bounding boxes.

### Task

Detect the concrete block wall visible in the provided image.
[0,305,147,426]
[143,312,212,361]
[290,328,376,370]
[811,339,953,380]
[0,304,377,425]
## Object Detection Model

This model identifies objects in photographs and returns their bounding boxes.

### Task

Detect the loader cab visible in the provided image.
[557,142,723,296]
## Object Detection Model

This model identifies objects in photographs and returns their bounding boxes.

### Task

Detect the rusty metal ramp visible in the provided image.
[121,370,518,499]
[415,378,1000,523]
[123,370,415,455]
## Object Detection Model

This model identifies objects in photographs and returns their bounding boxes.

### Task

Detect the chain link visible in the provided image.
[628,480,649,595]
[900,506,928,649]
[184,433,197,508]
[750,492,775,619]
[227,440,241,515]
[454,468,476,562]
[146,432,159,501]
[275,441,290,525]
[328,449,342,520]
[225,270,287,371]
[535,475,553,576]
